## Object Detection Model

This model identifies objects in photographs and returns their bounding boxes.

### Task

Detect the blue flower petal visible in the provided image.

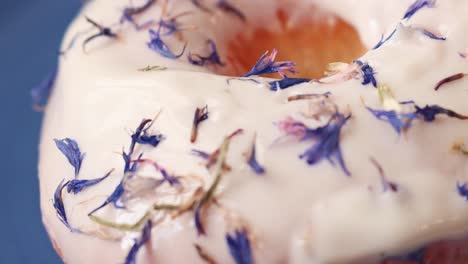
[124,220,153,264]
[121,0,155,30]
[226,229,253,264]
[241,49,296,78]
[66,169,113,194]
[421,28,446,40]
[54,138,85,177]
[281,113,352,176]
[130,118,165,154]
[53,179,81,233]
[373,28,397,49]
[247,143,265,175]
[366,107,417,135]
[194,202,206,235]
[188,40,224,66]
[148,29,186,59]
[355,60,377,88]
[457,182,468,201]
[403,0,436,20]
[384,247,425,264]
[414,104,468,122]
[31,67,57,108]
[216,0,246,22]
[269,78,310,91]
[191,105,209,143]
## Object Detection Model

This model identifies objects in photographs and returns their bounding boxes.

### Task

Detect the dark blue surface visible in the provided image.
[0,1,81,263]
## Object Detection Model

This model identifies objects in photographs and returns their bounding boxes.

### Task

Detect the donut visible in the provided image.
[35,0,468,263]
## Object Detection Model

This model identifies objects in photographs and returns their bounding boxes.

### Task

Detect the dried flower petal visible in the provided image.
[434,73,466,91]
[130,117,164,155]
[355,60,377,88]
[66,169,114,194]
[193,129,243,169]
[136,159,180,186]
[31,67,57,110]
[54,138,85,177]
[60,30,88,55]
[189,40,224,66]
[269,78,310,91]
[373,28,397,49]
[121,0,156,30]
[123,176,165,201]
[384,247,425,263]
[367,102,468,135]
[403,0,436,20]
[191,149,211,159]
[88,179,126,216]
[138,65,167,71]
[191,105,209,143]
[457,182,468,201]
[191,0,212,12]
[377,84,401,112]
[82,17,118,52]
[287,92,332,102]
[452,141,468,156]
[194,244,217,264]
[53,179,81,232]
[414,104,468,122]
[241,49,296,78]
[89,117,164,215]
[158,12,194,36]
[216,0,246,22]
[89,211,152,232]
[460,48,468,59]
[278,114,352,176]
[319,62,361,84]
[366,107,417,135]
[300,114,352,176]
[124,220,153,264]
[148,28,186,59]
[276,116,309,139]
[131,125,164,148]
[226,229,253,264]
[194,137,230,235]
[89,149,144,215]
[247,136,265,175]
[370,158,398,192]
[420,28,446,40]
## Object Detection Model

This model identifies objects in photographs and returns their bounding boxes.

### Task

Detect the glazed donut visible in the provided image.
[36,0,468,263]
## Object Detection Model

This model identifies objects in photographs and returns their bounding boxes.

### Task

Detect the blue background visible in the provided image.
[0,1,81,263]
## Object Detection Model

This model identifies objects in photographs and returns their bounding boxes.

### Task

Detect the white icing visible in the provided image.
[39,0,468,263]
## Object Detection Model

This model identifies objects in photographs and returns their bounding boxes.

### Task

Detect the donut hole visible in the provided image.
[221,7,367,79]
